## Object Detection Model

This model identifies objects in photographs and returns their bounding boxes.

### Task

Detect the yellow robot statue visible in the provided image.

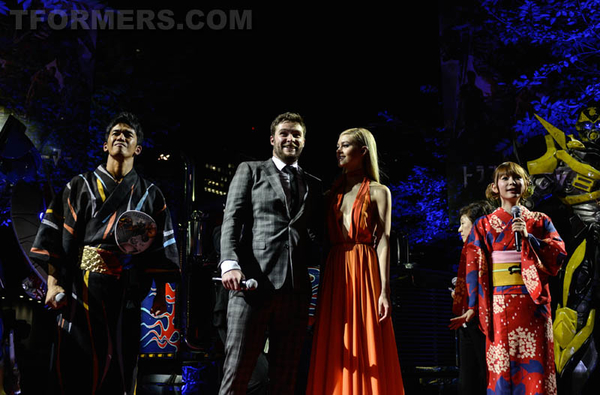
[527,104,600,394]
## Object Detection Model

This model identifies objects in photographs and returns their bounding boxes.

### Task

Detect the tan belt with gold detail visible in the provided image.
[79,246,121,276]
[492,262,524,286]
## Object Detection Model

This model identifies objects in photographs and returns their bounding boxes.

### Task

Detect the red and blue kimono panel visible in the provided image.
[140,282,180,355]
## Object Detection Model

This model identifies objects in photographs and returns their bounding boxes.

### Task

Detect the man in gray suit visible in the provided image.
[218,112,323,394]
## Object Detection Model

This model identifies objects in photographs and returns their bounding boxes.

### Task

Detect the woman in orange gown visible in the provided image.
[306,128,404,394]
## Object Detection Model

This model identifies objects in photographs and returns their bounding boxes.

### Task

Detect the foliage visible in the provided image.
[475,0,600,155]
[389,165,451,247]
[375,93,453,251]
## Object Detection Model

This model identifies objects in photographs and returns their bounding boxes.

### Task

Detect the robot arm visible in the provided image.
[527,134,562,206]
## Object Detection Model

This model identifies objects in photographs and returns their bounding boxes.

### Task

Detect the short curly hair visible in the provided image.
[105,112,144,144]
[270,112,306,137]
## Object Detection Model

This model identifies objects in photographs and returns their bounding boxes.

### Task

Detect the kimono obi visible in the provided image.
[79,246,124,277]
[491,250,523,287]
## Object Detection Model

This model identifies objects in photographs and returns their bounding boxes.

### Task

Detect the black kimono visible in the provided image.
[30,164,179,394]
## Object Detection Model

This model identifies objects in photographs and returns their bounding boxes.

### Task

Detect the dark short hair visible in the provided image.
[270,112,306,137]
[459,200,494,224]
[105,112,143,144]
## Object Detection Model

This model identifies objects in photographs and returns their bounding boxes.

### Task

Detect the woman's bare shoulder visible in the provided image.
[370,181,391,197]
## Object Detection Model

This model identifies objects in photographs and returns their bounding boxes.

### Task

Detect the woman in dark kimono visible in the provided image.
[450,200,493,395]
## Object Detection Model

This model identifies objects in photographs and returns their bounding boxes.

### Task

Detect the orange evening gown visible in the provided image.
[306,177,404,395]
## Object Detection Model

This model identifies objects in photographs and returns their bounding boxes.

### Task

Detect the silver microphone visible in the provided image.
[45,292,66,310]
[449,277,457,293]
[212,277,258,290]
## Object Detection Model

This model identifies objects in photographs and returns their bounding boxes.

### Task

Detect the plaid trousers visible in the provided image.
[219,288,310,395]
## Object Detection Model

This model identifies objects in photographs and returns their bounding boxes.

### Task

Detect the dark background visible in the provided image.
[105,2,442,181]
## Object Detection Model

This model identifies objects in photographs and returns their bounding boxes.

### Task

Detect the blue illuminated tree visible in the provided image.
[476,0,600,153]
[372,107,456,263]
[0,0,170,195]
[389,166,450,247]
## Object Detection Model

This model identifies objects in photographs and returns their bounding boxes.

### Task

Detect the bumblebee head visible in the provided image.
[576,104,600,142]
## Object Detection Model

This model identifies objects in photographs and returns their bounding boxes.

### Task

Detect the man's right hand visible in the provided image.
[221,269,245,291]
[45,282,67,310]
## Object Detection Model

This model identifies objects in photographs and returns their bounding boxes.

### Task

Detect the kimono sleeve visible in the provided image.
[144,186,180,283]
[520,212,567,303]
[463,218,493,337]
[452,246,468,316]
[29,177,85,274]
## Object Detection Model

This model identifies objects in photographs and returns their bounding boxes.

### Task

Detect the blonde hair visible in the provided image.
[340,128,380,182]
[485,161,532,203]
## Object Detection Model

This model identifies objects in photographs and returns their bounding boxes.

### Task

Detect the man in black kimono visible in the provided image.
[30,112,180,394]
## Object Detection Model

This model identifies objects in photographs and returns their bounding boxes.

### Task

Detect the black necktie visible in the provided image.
[283,165,299,214]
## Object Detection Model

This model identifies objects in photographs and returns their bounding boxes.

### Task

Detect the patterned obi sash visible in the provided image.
[491,250,523,287]
[79,246,124,277]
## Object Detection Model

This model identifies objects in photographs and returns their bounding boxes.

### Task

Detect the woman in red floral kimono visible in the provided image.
[451,162,567,395]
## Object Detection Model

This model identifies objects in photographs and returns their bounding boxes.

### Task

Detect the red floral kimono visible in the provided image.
[453,206,566,395]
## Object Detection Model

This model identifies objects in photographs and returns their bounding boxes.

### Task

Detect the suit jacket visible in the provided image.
[219,159,323,292]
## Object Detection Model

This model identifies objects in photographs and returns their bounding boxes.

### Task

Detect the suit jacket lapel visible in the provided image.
[297,167,308,198]
[294,167,309,218]
[262,159,288,208]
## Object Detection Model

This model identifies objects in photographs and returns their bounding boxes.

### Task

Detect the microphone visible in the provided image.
[44,292,66,310]
[212,277,258,290]
[449,277,457,293]
[511,206,522,252]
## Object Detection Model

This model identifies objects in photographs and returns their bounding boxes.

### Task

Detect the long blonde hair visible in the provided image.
[340,128,380,182]
[485,161,532,203]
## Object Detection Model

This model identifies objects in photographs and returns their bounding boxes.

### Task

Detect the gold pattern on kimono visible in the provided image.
[489,214,505,233]
[508,326,537,359]
[493,294,506,314]
[522,265,539,292]
[487,342,510,374]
